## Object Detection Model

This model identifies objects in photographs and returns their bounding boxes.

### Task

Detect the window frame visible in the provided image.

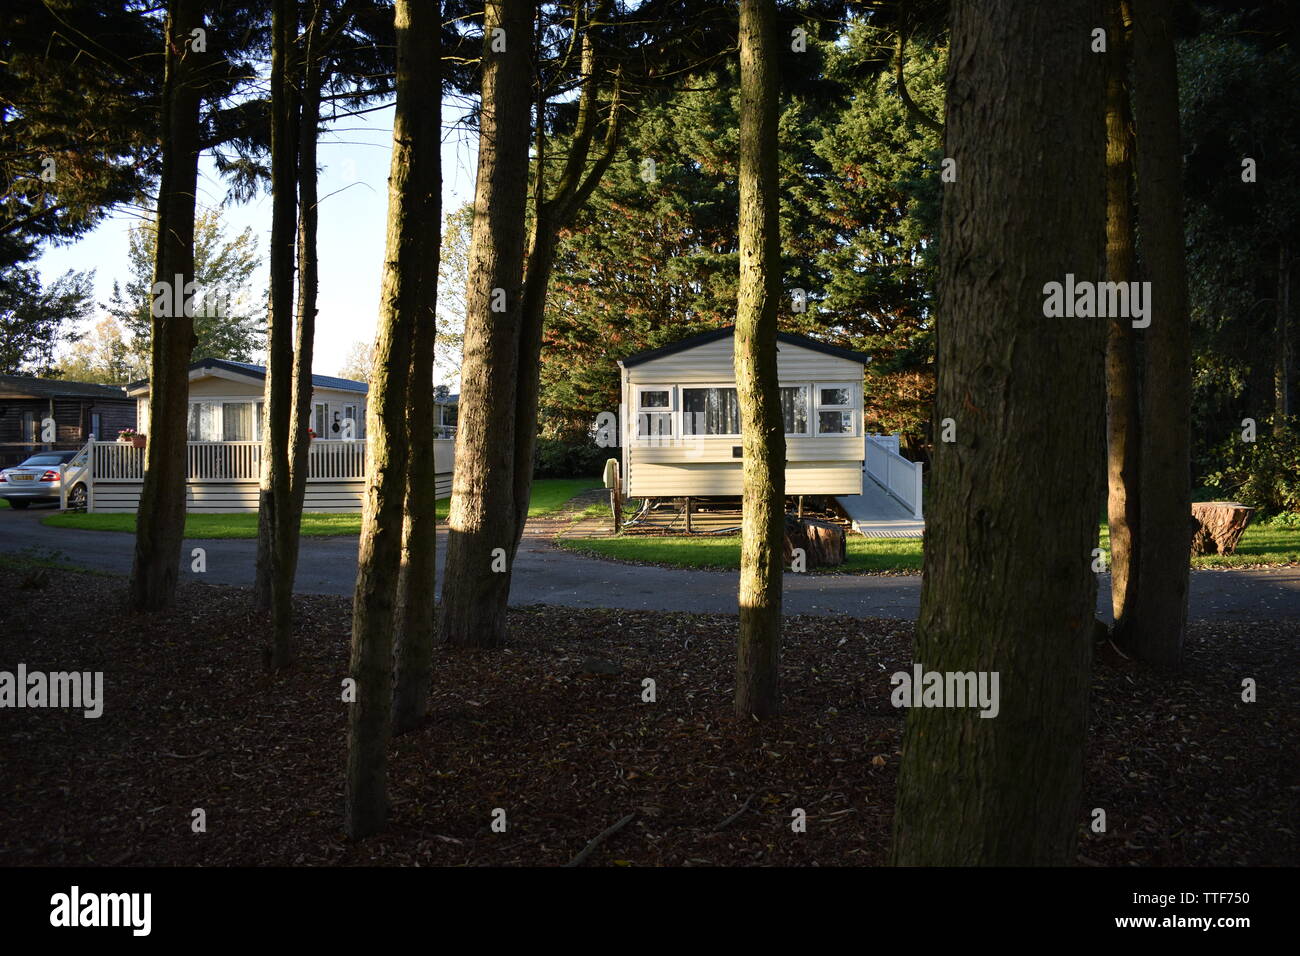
[813,381,858,437]
[680,383,742,438]
[779,383,811,437]
[634,385,675,440]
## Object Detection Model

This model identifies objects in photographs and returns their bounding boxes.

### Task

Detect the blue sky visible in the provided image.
[37,101,479,386]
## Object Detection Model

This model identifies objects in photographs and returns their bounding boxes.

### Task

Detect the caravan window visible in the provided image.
[780,386,809,435]
[815,382,857,436]
[222,402,254,441]
[682,387,740,436]
[635,386,673,438]
[188,402,218,441]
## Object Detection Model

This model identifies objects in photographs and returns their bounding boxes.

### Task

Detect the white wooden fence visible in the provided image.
[865,434,923,519]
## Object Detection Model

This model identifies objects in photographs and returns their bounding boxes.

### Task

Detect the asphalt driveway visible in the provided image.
[3,505,1299,621]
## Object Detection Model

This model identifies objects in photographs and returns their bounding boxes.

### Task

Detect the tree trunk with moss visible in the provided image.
[438,0,532,650]
[344,0,435,838]
[391,2,442,735]
[891,0,1107,865]
[734,0,784,719]
[129,0,203,612]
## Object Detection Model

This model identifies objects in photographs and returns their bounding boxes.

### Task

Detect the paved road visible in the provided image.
[3,505,1299,621]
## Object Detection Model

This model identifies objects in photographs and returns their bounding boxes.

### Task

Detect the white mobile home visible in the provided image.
[618,327,869,498]
[57,358,454,513]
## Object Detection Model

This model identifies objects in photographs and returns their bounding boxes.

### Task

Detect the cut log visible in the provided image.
[1190,501,1255,556]
[783,515,846,568]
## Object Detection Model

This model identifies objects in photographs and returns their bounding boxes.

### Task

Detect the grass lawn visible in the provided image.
[558,533,925,572]
[558,517,1300,573]
[40,477,601,539]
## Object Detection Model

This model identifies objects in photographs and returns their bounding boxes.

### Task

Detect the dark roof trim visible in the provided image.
[618,326,870,368]
[128,357,368,394]
[0,374,131,401]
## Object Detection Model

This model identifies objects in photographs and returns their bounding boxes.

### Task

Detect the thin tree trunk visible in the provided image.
[344,0,432,838]
[391,1,442,736]
[281,1,325,665]
[129,0,203,612]
[1130,0,1192,665]
[254,0,301,671]
[734,0,784,719]
[891,0,1107,865]
[1105,0,1141,645]
[508,4,622,552]
[438,0,533,650]
[1276,243,1291,429]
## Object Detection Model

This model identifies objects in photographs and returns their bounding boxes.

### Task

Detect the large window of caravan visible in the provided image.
[631,381,854,440]
[682,387,740,436]
[186,400,261,442]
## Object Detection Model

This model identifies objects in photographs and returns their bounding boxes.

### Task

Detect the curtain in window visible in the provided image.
[780,387,808,434]
[223,402,253,441]
[683,387,740,435]
[188,402,218,441]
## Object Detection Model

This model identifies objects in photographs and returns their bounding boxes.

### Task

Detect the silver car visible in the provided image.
[0,451,85,510]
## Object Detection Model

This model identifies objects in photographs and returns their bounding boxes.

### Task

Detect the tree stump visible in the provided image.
[1190,501,1255,556]
[783,515,846,568]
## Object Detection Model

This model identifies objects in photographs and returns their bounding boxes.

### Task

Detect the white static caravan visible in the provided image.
[66,358,454,513]
[618,327,869,498]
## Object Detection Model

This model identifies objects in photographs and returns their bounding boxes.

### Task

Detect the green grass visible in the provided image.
[41,478,603,539]
[557,533,926,573]
[559,516,1300,573]
[520,478,601,516]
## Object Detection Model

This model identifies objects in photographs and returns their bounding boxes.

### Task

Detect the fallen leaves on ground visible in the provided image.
[0,567,1294,866]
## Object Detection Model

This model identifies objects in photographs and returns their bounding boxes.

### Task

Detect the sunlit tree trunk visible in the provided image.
[129,0,203,612]
[391,3,442,735]
[345,0,436,837]
[1105,0,1141,645]
[734,0,784,719]
[438,0,532,649]
[891,0,1107,865]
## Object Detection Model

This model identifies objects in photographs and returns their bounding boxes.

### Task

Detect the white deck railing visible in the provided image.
[865,435,924,519]
[92,440,371,482]
[87,439,455,483]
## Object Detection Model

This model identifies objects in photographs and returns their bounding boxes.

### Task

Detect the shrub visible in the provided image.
[534,437,609,479]
[1202,416,1300,518]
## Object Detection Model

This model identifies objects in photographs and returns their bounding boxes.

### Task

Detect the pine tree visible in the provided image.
[891,0,1107,865]
[734,0,784,719]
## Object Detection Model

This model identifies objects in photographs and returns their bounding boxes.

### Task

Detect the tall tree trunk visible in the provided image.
[1105,0,1141,645]
[438,0,532,650]
[891,0,1107,865]
[344,0,432,838]
[508,4,621,551]
[281,1,325,665]
[391,1,442,736]
[128,0,203,612]
[734,0,784,719]
[254,0,301,672]
[1130,0,1192,665]
[1276,243,1291,429]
